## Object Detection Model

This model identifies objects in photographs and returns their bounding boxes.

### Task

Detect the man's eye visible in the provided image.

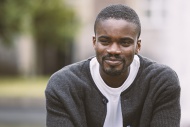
[100,39,108,42]
[99,39,109,45]
[120,41,132,46]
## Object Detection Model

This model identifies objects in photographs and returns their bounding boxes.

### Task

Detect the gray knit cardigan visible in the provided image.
[45,55,181,127]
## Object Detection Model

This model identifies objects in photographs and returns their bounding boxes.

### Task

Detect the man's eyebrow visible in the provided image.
[120,37,134,41]
[98,35,110,39]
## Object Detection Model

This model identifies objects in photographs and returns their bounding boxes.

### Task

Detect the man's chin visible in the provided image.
[103,68,123,76]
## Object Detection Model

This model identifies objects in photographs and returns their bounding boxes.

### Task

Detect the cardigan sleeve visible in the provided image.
[45,89,75,127]
[45,74,75,127]
[45,70,87,127]
[150,68,181,127]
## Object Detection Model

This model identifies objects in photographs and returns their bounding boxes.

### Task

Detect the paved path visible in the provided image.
[0,98,46,127]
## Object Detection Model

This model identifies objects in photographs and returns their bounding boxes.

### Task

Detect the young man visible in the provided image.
[45,4,181,127]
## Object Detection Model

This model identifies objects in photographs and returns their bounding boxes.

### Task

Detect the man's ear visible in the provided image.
[92,36,96,47]
[135,39,141,54]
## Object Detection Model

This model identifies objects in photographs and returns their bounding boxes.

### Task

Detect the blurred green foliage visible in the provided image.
[0,0,79,45]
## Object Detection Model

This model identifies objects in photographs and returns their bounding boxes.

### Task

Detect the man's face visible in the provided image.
[93,18,141,76]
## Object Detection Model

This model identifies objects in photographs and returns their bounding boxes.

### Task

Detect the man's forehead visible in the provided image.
[97,18,138,30]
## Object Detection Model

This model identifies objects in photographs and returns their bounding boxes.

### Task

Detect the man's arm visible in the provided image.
[45,72,87,127]
[45,89,75,127]
[150,69,181,127]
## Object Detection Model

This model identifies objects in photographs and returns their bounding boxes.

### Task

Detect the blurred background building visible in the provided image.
[0,0,189,127]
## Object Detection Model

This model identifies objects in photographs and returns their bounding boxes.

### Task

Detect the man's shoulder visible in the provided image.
[46,57,94,92]
[48,57,93,84]
[139,55,179,86]
[139,55,176,73]
[56,57,93,76]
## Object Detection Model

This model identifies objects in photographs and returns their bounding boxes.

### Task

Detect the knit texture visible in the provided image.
[45,55,181,127]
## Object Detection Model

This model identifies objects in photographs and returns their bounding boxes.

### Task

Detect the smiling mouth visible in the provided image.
[104,59,122,66]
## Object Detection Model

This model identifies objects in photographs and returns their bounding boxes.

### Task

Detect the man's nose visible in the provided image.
[106,43,121,54]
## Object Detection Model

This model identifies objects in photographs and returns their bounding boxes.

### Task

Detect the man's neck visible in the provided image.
[99,68,130,88]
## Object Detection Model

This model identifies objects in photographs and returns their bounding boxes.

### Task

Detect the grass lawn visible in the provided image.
[0,76,49,98]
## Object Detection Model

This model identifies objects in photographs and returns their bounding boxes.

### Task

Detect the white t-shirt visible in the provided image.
[90,55,140,127]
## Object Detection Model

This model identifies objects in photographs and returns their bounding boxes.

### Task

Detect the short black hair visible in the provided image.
[94,4,141,38]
